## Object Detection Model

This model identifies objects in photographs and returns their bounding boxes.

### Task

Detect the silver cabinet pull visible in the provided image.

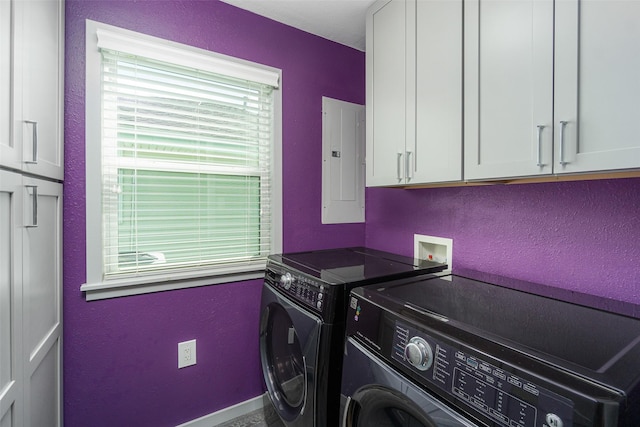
[25,185,38,228]
[24,120,38,164]
[397,152,403,181]
[559,120,569,166]
[405,151,413,181]
[536,125,545,167]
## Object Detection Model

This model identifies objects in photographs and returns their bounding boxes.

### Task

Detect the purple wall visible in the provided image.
[63,1,364,426]
[365,178,640,304]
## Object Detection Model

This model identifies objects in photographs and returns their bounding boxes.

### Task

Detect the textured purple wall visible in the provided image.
[63,1,364,426]
[365,178,640,304]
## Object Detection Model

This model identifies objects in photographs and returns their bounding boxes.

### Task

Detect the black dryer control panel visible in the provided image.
[390,321,574,427]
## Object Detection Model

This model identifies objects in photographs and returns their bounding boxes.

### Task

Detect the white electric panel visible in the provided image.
[321,97,365,224]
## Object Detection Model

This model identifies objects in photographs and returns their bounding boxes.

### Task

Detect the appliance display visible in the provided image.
[341,273,640,426]
[259,247,446,427]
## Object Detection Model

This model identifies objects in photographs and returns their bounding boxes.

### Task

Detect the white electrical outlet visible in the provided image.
[178,339,197,369]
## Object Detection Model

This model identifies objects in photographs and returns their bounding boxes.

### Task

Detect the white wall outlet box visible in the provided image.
[178,339,197,369]
[414,234,453,272]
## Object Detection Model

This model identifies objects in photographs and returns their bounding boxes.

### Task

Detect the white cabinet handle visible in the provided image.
[24,120,38,164]
[397,152,403,181]
[559,121,569,166]
[405,151,413,181]
[25,185,38,228]
[536,125,545,167]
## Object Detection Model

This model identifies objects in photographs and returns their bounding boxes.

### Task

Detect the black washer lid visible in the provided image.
[367,273,640,391]
[269,247,446,286]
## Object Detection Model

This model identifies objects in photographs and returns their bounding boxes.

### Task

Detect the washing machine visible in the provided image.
[341,273,640,426]
[259,247,446,427]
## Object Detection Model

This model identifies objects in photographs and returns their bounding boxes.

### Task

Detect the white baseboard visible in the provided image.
[176,393,267,427]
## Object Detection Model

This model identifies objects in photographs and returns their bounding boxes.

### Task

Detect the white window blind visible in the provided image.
[100,48,275,279]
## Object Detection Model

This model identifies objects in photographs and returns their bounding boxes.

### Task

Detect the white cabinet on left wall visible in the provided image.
[365,0,462,187]
[0,1,64,426]
[0,172,63,427]
[1,0,64,181]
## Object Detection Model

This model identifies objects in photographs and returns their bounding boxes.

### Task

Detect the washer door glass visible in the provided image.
[346,386,437,427]
[261,302,306,419]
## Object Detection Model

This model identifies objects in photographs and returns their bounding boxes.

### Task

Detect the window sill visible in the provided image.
[81,263,266,301]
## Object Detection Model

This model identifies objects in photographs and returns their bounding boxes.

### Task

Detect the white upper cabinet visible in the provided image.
[464,0,554,180]
[554,0,640,174]
[366,0,462,186]
[1,0,64,181]
[465,0,640,180]
[415,0,462,184]
[366,0,408,186]
[1,1,12,160]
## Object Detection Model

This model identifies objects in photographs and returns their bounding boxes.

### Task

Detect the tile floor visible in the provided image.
[215,404,284,427]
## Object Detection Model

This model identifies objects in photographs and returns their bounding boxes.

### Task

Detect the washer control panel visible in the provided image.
[278,272,325,310]
[265,264,331,316]
[392,321,574,427]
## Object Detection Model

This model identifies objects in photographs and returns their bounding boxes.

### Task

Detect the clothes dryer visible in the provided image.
[259,247,446,427]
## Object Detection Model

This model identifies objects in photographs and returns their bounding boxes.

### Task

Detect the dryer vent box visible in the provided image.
[414,234,452,272]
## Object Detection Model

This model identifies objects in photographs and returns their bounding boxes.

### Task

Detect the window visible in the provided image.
[82,21,282,300]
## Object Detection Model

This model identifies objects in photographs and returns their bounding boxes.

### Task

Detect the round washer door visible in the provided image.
[345,386,438,427]
[260,302,307,421]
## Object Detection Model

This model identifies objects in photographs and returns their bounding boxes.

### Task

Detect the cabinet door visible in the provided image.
[0,1,15,169]
[414,0,462,183]
[0,171,24,427]
[366,0,408,186]
[12,0,64,180]
[464,0,554,180]
[555,0,640,174]
[21,178,62,427]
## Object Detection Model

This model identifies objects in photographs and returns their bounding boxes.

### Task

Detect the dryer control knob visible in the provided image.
[281,272,293,290]
[404,337,433,371]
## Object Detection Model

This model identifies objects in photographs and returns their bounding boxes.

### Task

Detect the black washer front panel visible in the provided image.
[346,290,628,427]
[391,321,574,427]
[265,261,339,322]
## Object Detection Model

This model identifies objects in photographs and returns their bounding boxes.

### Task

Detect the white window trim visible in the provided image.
[82,20,282,301]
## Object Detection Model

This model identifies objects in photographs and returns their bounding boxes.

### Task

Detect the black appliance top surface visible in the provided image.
[369,273,640,378]
[268,247,446,286]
